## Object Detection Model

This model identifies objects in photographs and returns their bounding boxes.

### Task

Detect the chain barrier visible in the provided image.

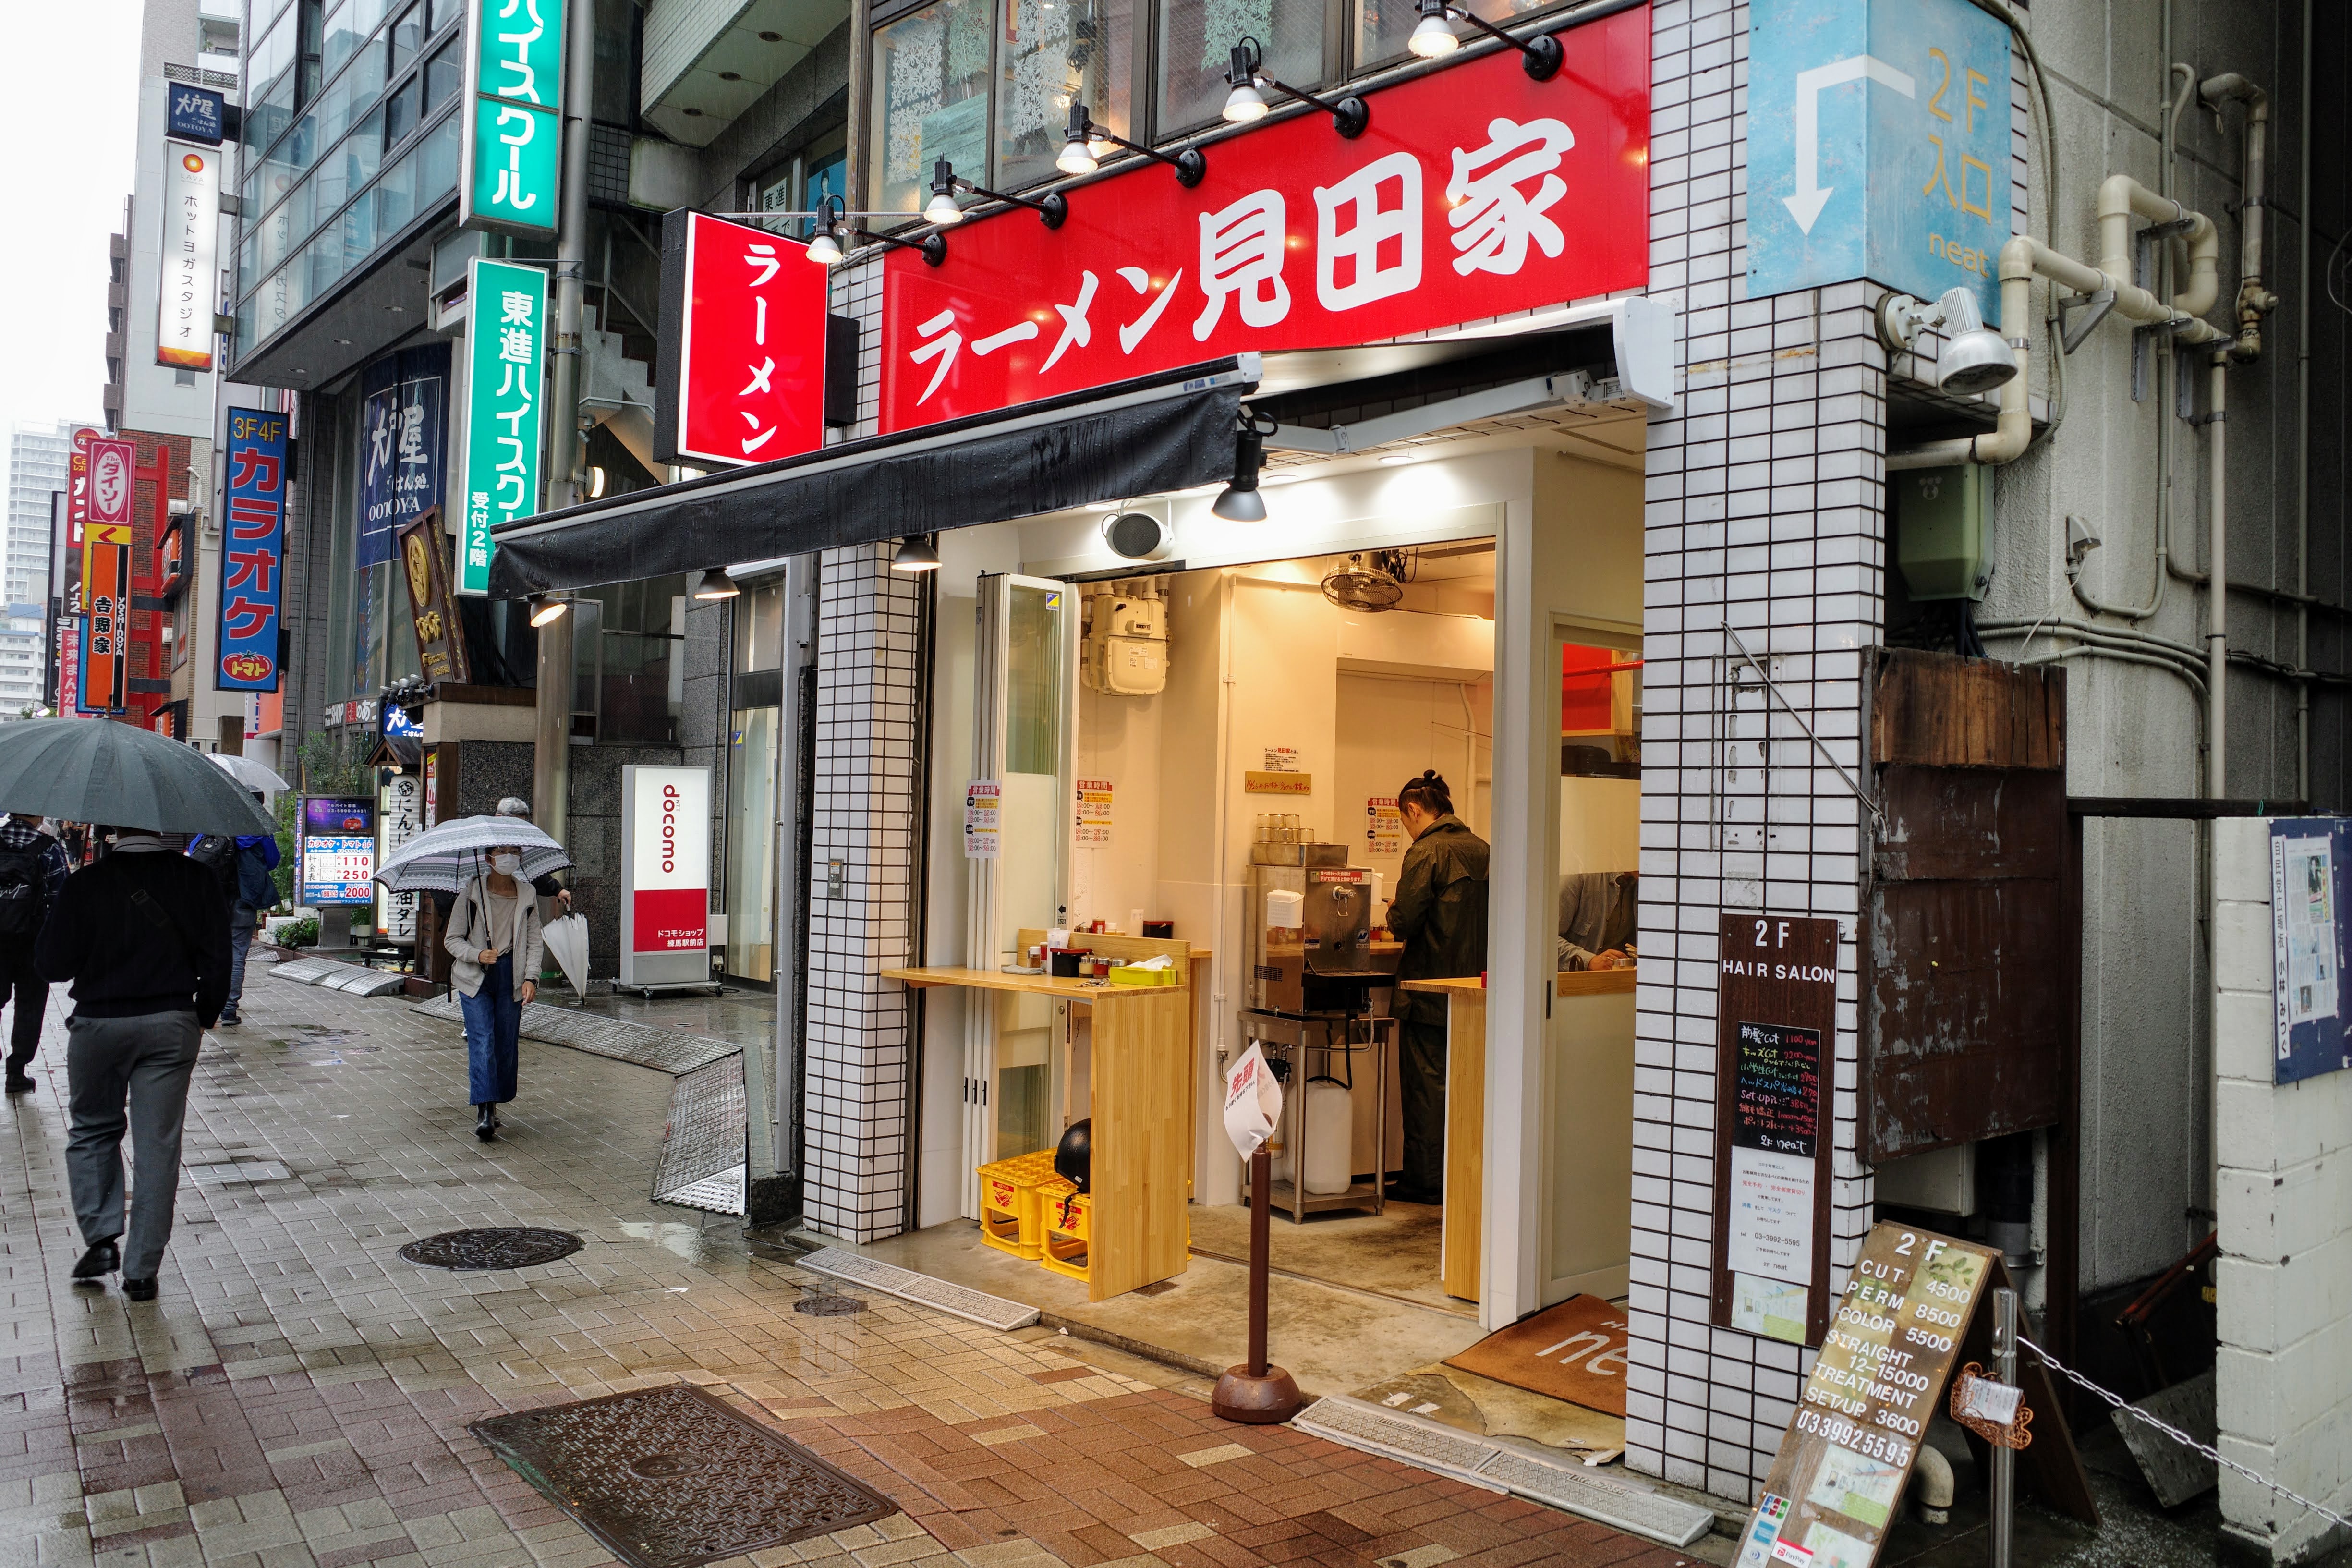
[2015,1332,2352,1537]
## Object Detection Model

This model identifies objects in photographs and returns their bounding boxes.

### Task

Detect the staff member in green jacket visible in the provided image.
[1386,770,1489,1205]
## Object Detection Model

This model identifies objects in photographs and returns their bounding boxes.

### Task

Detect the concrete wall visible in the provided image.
[2212,815,2352,1563]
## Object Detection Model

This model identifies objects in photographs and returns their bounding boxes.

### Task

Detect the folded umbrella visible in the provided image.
[374,814,571,894]
[541,912,590,999]
[212,753,291,794]
[0,719,275,836]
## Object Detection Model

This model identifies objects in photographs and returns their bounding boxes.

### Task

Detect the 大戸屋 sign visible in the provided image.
[877,5,1649,432]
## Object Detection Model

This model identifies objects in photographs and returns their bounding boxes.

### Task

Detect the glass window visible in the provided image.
[733,583,784,671]
[423,38,458,109]
[1354,0,1532,67]
[724,707,778,982]
[574,578,687,744]
[321,0,357,75]
[994,0,1133,190]
[389,2,421,71]
[248,6,296,96]
[341,38,388,118]
[247,58,299,151]
[426,0,456,33]
[868,0,993,216]
[384,72,419,145]
[419,111,460,198]
[312,73,355,146]
[351,0,391,41]
[375,142,417,232]
[1155,0,1330,132]
[315,110,382,213]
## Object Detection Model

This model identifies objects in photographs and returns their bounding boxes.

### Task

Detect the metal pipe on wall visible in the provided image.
[2206,351,2229,797]
[2298,0,2314,804]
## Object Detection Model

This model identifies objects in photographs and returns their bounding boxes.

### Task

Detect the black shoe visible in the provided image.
[475,1104,497,1141]
[72,1241,119,1280]
[216,1011,239,1026]
[1383,1183,1441,1205]
[122,1278,157,1302]
[3,1073,30,1095]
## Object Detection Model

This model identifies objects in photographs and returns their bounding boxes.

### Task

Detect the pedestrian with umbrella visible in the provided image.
[376,815,569,1140]
[0,720,266,1300]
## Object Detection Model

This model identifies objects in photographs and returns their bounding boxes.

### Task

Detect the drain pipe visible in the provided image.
[2297,1,2312,802]
[2199,73,2279,359]
[2206,349,2229,796]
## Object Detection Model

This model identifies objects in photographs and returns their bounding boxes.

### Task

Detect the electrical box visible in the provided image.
[1080,583,1168,696]
[1893,462,1993,602]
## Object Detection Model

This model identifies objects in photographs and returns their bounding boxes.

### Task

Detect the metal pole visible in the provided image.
[1248,1147,1271,1376]
[530,0,594,836]
[1991,1287,2018,1568]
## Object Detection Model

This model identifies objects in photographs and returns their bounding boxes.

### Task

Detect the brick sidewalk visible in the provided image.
[0,979,1700,1568]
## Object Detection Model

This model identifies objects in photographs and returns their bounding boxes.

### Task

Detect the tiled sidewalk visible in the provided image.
[0,980,1700,1568]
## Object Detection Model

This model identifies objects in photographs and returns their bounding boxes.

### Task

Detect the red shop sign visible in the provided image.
[659,210,831,467]
[877,3,1649,433]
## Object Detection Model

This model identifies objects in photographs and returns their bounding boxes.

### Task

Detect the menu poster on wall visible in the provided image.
[2270,818,2352,1083]
[964,780,1001,858]
[1262,747,1300,773]
[1074,778,1113,845]
[1733,1224,1996,1568]
[1713,913,1840,1345]
[1365,796,1403,855]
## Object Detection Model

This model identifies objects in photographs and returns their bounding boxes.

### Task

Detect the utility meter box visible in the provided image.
[1081,589,1168,695]
[1893,463,1993,602]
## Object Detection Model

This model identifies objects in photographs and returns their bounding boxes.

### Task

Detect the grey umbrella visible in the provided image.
[374,814,572,893]
[0,719,275,835]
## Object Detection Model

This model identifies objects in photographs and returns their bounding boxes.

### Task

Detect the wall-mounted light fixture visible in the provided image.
[1210,413,1277,522]
[1222,37,1369,138]
[804,193,947,267]
[527,594,570,627]
[891,536,942,573]
[925,159,1069,230]
[1059,102,1207,186]
[1407,0,1562,79]
[692,568,743,601]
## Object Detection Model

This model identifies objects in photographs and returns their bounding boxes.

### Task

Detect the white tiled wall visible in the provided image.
[2212,817,2352,1563]
[800,541,925,1240]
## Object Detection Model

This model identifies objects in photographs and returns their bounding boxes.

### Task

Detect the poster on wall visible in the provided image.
[619,764,711,987]
[376,773,423,940]
[2269,818,2352,1083]
[1364,796,1403,856]
[217,407,287,691]
[357,346,448,569]
[1074,778,1113,845]
[964,779,1000,858]
[1713,913,1839,1346]
[300,795,377,905]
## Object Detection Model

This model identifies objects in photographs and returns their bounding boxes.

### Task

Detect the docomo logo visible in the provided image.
[660,784,680,874]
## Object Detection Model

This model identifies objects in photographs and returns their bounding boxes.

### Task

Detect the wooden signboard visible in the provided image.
[1714,913,1839,1345]
[398,507,472,687]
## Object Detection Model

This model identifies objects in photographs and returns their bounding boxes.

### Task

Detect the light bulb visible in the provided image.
[923,190,965,224]
[1408,12,1459,56]
[805,228,843,265]
[1221,79,1270,122]
[1057,138,1100,175]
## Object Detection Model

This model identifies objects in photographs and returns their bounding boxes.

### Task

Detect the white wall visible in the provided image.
[2213,817,2352,1563]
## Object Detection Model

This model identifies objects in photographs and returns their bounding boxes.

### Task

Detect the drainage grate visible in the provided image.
[400,1227,585,1270]
[793,1295,868,1317]
[1292,1397,1714,1548]
[269,958,409,996]
[652,1056,746,1215]
[413,995,737,1075]
[794,1247,1041,1332]
[472,1381,897,1568]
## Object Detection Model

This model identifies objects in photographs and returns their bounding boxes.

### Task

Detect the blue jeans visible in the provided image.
[460,956,520,1106]
[225,909,257,1014]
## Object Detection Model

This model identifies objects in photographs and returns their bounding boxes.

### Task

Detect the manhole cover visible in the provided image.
[399,1227,585,1270]
[793,1295,867,1317]
[471,1381,897,1568]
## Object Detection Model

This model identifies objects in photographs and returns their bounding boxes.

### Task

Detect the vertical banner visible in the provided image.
[376,772,424,940]
[619,764,711,987]
[459,0,565,237]
[654,210,831,467]
[397,509,473,683]
[358,346,448,569]
[78,437,136,714]
[218,407,287,691]
[158,142,222,371]
[458,257,546,595]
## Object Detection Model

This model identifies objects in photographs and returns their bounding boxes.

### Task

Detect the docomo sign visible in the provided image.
[620,764,711,985]
[657,211,831,468]
[876,5,1649,432]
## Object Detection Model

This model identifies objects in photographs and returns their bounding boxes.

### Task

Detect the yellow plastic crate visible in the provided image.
[976,1150,1062,1259]
[1037,1179,1091,1281]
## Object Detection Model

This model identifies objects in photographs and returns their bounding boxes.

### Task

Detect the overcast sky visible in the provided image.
[0,0,142,447]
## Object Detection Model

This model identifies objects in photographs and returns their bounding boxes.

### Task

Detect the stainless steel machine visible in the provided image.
[1239,839,1397,1221]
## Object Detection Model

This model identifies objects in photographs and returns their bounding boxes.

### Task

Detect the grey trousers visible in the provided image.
[65,1010,202,1280]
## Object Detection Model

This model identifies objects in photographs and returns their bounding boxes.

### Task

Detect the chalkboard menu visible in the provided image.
[1714,914,1840,1346]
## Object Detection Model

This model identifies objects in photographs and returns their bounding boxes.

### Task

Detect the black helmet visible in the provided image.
[1054,1119,1092,1194]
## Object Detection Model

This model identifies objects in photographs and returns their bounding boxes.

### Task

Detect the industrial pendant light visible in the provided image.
[526,594,570,628]
[692,568,742,601]
[1210,418,1272,522]
[1405,0,1561,78]
[1220,38,1369,137]
[891,537,942,573]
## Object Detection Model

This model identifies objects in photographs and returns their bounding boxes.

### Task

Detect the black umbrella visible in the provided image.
[0,720,276,836]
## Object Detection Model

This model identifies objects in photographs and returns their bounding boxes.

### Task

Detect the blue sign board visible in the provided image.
[168,84,225,144]
[1746,0,2010,318]
[218,407,288,692]
[357,344,449,570]
[2270,819,2352,1085]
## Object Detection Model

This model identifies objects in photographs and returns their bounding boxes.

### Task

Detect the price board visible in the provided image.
[301,796,377,905]
[1733,1224,1993,1568]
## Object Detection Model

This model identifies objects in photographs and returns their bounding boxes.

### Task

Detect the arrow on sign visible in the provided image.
[1783,55,1916,233]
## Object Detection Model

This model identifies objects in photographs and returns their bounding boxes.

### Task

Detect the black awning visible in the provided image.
[488,357,1257,596]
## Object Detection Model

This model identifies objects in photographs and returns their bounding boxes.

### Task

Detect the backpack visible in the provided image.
[0,842,48,938]
[187,835,239,899]
[235,845,276,911]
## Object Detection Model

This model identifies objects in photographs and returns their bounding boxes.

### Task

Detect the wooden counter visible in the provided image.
[1403,967,1638,1302]
[882,962,1192,1302]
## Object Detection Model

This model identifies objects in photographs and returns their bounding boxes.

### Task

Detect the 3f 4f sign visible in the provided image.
[459,0,565,237]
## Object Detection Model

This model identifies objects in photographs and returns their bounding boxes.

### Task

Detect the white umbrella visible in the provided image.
[374,814,572,894]
[542,912,590,999]
[211,753,290,794]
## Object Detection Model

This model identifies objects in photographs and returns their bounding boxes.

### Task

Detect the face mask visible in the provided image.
[492,854,521,875]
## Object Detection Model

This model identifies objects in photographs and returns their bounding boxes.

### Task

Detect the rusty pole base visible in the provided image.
[1211,1364,1302,1424]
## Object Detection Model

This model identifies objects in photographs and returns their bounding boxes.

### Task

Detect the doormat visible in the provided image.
[470,1381,897,1568]
[1442,1293,1629,1416]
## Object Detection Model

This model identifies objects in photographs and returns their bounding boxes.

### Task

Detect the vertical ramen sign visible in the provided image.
[619,764,710,988]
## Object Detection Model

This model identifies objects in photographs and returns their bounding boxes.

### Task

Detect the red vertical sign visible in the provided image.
[660,211,830,468]
[77,434,135,714]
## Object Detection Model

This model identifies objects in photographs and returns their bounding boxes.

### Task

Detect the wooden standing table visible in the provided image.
[881,964,1191,1301]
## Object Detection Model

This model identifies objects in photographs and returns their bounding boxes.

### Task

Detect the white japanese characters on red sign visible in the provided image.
[669,211,830,466]
[877,8,1649,432]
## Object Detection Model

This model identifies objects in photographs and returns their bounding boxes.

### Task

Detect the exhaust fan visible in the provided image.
[1320,549,1414,612]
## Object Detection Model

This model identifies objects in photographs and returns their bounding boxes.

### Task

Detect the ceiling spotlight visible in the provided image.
[1211,416,1273,522]
[1406,0,1560,77]
[1221,37,1368,136]
[1378,452,1427,465]
[1929,286,2018,396]
[527,594,569,627]
[805,227,843,265]
[1062,101,1206,185]
[928,158,1068,229]
[693,567,742,600]
[891,537,941,573]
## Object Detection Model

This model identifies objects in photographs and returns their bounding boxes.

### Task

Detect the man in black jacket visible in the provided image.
[35,826,231,1301]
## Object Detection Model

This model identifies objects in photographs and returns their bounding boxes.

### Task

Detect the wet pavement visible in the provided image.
[0,975,1705,1568]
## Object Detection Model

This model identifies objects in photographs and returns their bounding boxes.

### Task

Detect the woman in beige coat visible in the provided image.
[445,846,545,1140]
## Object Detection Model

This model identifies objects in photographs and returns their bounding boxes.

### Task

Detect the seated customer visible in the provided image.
[1559,870,1638,971]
